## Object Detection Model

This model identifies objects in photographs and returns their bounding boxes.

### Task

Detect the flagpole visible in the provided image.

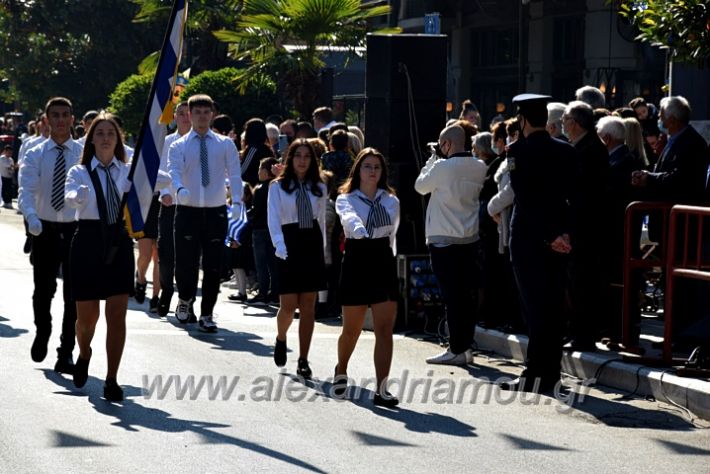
[121,0,185,211]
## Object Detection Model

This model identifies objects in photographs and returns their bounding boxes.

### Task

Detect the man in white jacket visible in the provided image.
[415,124,487,365]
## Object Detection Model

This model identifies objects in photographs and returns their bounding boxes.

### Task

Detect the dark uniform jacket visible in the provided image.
[508,131,576,255]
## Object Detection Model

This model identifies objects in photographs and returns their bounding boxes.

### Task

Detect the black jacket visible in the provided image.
[648,125,710,205]
[508,131,576,251]
[241,144,274,188]
[570,131,610,243]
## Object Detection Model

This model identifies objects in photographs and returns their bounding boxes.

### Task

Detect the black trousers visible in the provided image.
[174,205,227,316]
[158,204,176,299]
[511,240,568,381]
[31,220,78,355]
[1,176,13,204]
[569,238,608,346]
[429,241,481,354]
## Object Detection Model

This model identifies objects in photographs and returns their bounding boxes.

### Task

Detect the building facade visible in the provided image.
[390,0,667,125]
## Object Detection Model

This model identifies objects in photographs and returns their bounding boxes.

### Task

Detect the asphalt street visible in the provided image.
[1,207,709,473]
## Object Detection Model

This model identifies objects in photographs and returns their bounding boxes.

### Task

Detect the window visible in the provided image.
[553,16,584,62]
[471,28,519,67]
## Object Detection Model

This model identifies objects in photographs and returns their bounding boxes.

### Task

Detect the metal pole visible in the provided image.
[518,1,525,91]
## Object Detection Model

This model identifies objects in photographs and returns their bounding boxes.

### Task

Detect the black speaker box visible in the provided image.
[364,34,448,253]
[365,34,448,102]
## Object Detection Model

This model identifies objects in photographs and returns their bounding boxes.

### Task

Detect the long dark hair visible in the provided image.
[338,147,396,196]
[80,113,126,165]
[277,138,323,196]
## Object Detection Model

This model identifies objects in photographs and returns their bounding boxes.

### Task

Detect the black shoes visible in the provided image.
[274,338,287,367]
[563,340,597,353]
[104,378,124,402]
[73,349,92,388]
[134,278,147,304]
[374,391,400,408]
[333,366,347,398]
[54,351,75,375]
[157,291,172,317]
[31,331,50,362]
[247,294,269,306]
[498,377,559,393]
[227,293,247,302]
[297,358,312,379]
[148,296,159,314]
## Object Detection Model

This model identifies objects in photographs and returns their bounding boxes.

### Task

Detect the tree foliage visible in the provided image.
[0,0,157,115]
[130,0,243,75]
[617,0,710,65]
[179,67,280,131]
[213,0,399,118]
[108,74,153,137]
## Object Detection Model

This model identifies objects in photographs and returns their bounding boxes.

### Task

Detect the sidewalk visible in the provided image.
[471,326,710,422]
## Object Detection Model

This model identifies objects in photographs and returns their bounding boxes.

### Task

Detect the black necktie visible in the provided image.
[50,145,66,211]
[99,163,121,225]
[296,182,313,229]
[356,193,391,237]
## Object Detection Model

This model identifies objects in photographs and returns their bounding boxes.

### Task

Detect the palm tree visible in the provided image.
[131,0,244,74]
[214,0,399,119]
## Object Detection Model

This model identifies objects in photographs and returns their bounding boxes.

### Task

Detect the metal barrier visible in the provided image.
[663,205,710,363]
[622,201,673,352]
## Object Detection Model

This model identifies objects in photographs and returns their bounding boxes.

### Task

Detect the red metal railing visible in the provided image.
[663,205,710,363]
[622,201,673,351]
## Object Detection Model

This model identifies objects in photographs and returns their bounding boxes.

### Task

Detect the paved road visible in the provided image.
[0,208,709,473]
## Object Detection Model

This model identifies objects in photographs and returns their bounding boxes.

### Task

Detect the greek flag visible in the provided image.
[227,204,249,245]
[124,0,188,237]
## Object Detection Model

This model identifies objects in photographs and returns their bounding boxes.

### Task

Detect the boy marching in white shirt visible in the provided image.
[167,95,242,332]
[19,97,82,375]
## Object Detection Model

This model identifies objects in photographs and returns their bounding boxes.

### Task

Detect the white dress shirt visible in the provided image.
[64,157,132,221]
[335,189,400,256]
[158,130,186,202]
[18,134,49,164]
[167,129,242,208]
[267,180,328,249]
[19,137,83,223]
[0,155,15,179]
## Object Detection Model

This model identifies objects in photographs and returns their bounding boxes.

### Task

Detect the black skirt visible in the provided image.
[278,222,326,294]
[140,194,161,239]
[339,237,399,306]
[70,220,135,301]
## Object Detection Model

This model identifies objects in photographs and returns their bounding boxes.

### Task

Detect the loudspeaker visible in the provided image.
[365,34,448,102]
[364,34,448,253]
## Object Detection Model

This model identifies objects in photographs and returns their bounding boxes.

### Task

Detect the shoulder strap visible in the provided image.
[87,166,109,223]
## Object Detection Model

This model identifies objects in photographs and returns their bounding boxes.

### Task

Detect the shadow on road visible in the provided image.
[40,369,326,473]
[163,316,274,358]
[0,315,28,338]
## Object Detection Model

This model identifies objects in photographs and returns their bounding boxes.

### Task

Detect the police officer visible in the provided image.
[499,94,576,393]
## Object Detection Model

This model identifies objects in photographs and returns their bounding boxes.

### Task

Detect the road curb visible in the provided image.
[473,327,710,421]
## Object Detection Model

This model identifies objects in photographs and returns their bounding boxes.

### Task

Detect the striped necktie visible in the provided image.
[199,134,210,187]
[357,193,391,237]
[50,145,66,211]
[99,163,121,225]
[296,182,313,229]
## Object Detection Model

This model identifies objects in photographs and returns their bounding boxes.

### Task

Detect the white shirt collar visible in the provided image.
[187,128,216,141]
[354,188,386,201]
[90,156,122,171]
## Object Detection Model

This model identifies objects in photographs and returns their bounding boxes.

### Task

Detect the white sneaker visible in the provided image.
[426,348,472,366]
[199,314,218,333]
[175,298,192,324]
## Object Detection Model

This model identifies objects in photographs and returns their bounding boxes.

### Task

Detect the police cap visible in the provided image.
[512,93,552,117]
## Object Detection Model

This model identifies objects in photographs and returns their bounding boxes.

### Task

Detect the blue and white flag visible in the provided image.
[124,0,188,237]
[227,203,249,245]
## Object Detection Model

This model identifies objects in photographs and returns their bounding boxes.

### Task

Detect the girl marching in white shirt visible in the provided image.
[268,139,327,378]
[64,114,134,402]
[333,148,400,407]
